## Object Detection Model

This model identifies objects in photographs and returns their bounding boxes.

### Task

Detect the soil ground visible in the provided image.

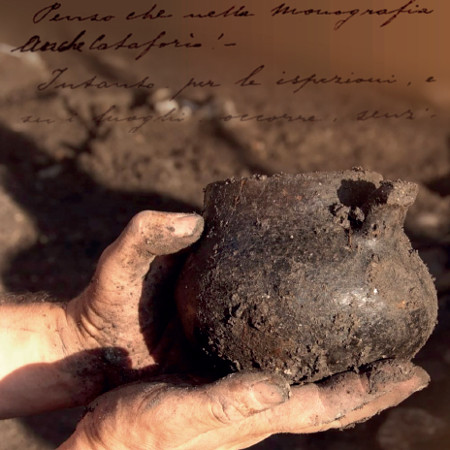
[0,47,448,450]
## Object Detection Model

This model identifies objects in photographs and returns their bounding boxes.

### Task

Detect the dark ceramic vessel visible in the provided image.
[176,169,438,383]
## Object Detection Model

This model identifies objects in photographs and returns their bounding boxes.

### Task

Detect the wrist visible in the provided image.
[0,300,104,417]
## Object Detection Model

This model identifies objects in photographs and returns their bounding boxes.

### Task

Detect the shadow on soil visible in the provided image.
[0,121,449,449]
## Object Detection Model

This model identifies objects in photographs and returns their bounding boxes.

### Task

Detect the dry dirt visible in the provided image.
[0,48,448,450]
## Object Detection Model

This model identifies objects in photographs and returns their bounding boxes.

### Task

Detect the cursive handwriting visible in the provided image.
[12,30,203,60]
[30,2,254,24]
[171,77,221,99]
[37,68,155,91]
[236,65,399,93]
[11,1,441,135]
[22,115,56,125]
[219,112,320,123]
[28,1,433,29]
[93,105,185,133]
[271,0,434,30]
[12,31,86,53]
[355,109,416,121]
[276,72,398,94]
[126,5,173,20]
[34,65,437,99]
[33,2,115,24]
[235,65,264,87]
[21,107,185,133]
[183,5,255,19]
[20,106,435,135]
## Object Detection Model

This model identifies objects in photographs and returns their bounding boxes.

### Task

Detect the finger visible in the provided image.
[265,361,429,435]
[97,211,204,287]
[142,372,290,441]
[307,362,430,432]
[67,374,289,450]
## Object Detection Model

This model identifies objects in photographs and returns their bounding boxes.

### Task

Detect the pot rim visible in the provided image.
[204,169,418,211]
[206,168,383,189]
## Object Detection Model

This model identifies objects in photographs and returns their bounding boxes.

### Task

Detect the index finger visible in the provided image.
[259,361,430,435]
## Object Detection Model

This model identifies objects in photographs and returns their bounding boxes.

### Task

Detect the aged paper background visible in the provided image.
[0,1,448,449]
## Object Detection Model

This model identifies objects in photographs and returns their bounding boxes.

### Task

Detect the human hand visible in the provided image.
[0,210,206,418]
[60,210,204,387]
[59,362,429,450]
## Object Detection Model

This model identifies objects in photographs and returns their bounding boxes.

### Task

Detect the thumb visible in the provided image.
[145,372,291,441]
[97,210,204,288]
[196,372,291,427]
[61,373,290,450]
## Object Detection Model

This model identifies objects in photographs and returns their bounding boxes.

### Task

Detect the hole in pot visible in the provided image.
[337,180,378,207]
[330,180,378,231]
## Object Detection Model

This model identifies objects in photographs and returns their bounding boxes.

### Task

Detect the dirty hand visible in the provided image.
[59,363,429,450]
[62,210,204,384]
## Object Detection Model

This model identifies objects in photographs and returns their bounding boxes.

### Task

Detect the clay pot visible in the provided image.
[176,169,438,383]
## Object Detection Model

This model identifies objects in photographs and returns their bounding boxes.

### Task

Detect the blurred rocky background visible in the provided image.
[0,1,448,448]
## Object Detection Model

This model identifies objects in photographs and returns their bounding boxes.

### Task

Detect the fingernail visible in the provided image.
[173,214,204,238]
[252,375,291,406]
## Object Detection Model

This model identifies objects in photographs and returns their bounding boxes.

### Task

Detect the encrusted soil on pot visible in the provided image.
[177,170,438,383]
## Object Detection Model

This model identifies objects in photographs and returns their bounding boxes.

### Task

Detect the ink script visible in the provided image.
[6,0,442,131]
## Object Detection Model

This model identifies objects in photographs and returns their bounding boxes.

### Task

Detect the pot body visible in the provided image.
[176,170,437,383]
